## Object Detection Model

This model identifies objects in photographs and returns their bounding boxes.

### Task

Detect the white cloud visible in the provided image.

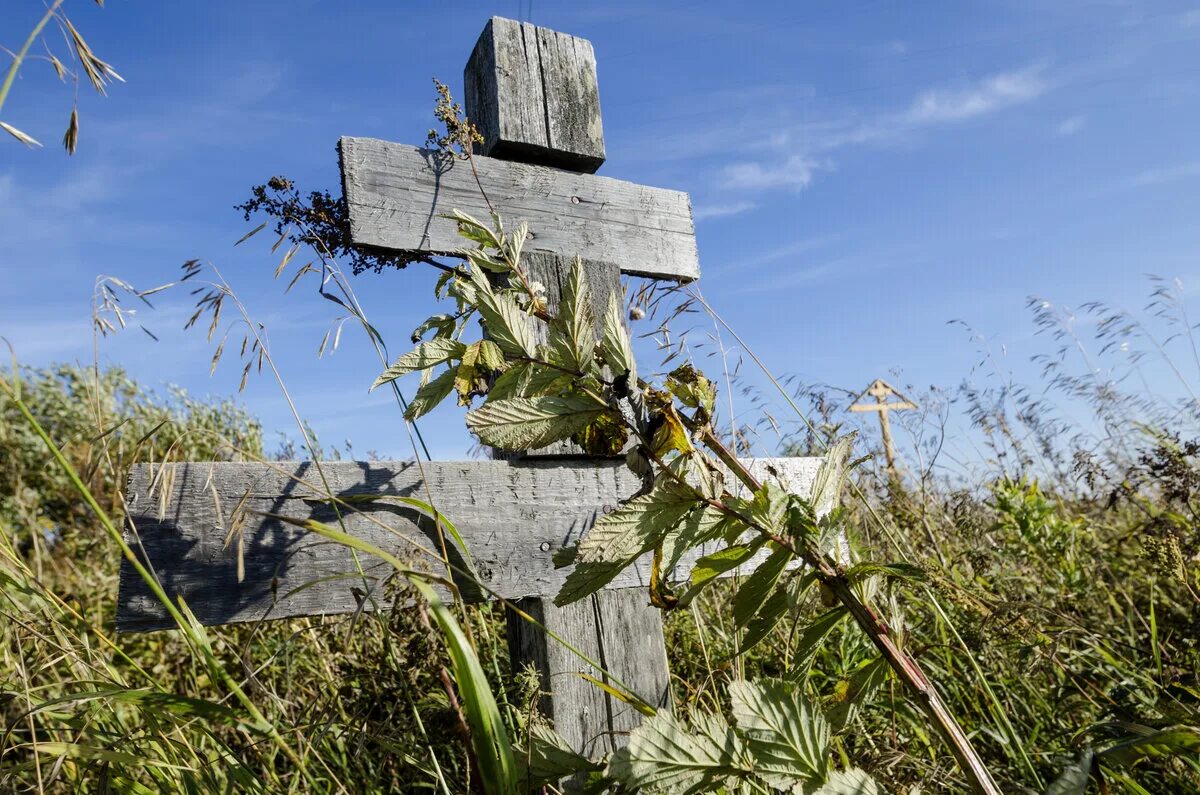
[721,155,817,191]
[709,64,1048,196]
[1129,161,1200,187]
[905,66,1046,124]
[1055,115,1086,136]
[693,200,756,220]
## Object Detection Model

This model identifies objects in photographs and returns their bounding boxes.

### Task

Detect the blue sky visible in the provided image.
[3,1,1199,462]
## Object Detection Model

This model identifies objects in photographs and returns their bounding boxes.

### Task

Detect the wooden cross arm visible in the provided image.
[848,401,918,413]
[116,457,817,632]
[339,137,700,281]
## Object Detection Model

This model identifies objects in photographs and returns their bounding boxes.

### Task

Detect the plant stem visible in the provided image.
[0,0,63,115]
[696,425,1002,795]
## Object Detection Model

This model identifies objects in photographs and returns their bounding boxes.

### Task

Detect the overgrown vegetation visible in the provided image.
[2,78,1199,795]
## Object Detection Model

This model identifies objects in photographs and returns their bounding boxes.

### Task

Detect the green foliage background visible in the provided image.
[2,358,1197,792]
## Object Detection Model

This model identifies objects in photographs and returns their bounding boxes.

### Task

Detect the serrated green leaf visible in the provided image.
[477,339,506,370]
[601,290,636,381]
[730,679,829,787]
[662,504,744,573]
[466,395,605,451]
[548,256,597,373]
[576,478,701,566]
[842,561,926,585]
[675,541,765,607]
[733,545,793,628]
[488,360,533,402]
[1098,725,1200,767]
[827,657,890,731]
[606,711,752,793]
[792,608,849,673]
[737,480,790,533]
[514,722,603,790]
[471,267,535,358]
[810,768,883,794]
[810,434,856,516]
[410,312,457,342]
[404,367,457,421]
[738,584,790,656]
[372,338,466,390]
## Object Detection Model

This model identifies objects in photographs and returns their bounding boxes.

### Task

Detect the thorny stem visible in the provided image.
[693,425,1002,795]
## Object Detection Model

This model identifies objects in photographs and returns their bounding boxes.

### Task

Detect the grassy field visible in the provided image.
[2,307,1198,793]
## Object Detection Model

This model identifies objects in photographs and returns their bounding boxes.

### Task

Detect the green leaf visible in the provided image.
[372,338,466,390]
[606,711,752,793]
[792,608,849,672]
[827,657,890,731]
[449,209,503,248]
[1098,725,1200,767]
[576,478,701,566]
[810,434,857,516]
[677,541,765,607]
[410,312,457,342]
[842,561,926,585]
[466,394,606,451]
[738,584,790,656]
[1043,749,1094,795]
[737,574,814,656]
[730,679,829,787]
[662,504,743,573]
[666,364,716,416]
[514,722,603,790]
[733,480,790,534]
[557,478,702,605]
[471,267,535,358]
[811,768,884,794]
[733,545,793,628]
[404,366,458,420]
[600,290,636,382]
[548,256,597,373]
[487,360,533,401]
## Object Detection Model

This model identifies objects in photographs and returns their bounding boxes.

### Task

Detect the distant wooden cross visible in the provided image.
[118,16,820,760]
[848,378,917,477]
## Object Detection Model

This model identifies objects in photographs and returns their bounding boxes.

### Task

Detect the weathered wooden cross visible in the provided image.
[117,16,821,759]
[848,378,917,478]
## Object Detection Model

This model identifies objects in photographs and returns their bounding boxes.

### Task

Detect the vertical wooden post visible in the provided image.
[849,379,917,480]
[501,252,672,757]
[876,392,898,474]
[463,17,672,756]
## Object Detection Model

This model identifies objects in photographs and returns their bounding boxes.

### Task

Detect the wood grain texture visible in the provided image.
[507,589,670,758]
[338,136,699,282]
[115,457,819,632]
[497,249,667,760]
[464,17,605,172]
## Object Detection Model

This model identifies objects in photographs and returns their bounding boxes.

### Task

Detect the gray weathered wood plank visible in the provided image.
[338,137,699,282]
[498,251,668,760]
[464,17,605,172]
[507,589,670,758]
[116,457,818,632]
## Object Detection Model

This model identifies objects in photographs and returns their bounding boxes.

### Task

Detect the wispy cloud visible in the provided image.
[1055,115,1086,136]
[904,66,1046,124]
[710,64,1049,195]
[1128,160,1200,187]
[721,155,818,191]
[693,200,757,221]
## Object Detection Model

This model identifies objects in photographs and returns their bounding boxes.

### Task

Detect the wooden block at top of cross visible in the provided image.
[465,16,605,173]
